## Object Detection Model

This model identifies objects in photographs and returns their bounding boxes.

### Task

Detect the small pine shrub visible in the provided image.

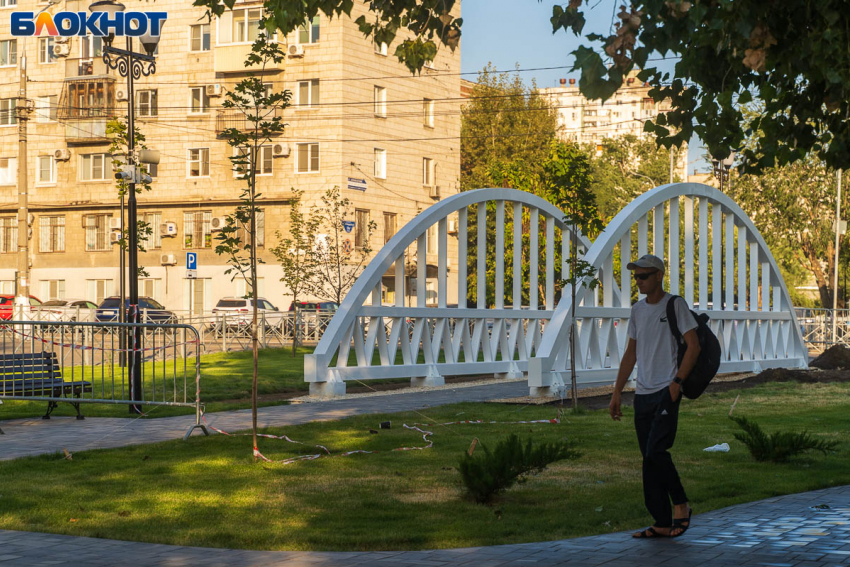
[458,434,580,504]
[731,415,839,463]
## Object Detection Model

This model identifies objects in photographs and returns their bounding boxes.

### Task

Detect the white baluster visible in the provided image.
[458,208,467,306]
[438,217,448,308]
[530,207,539,310]
[546,215,555,310]
[514,202,522,309]
[738,224,747,310]
[417,233,426,308]
[495,200,505,309]
[750,241,758,311]
[654,203,664,258]
[725,214,734,311]
[669,197,679,295]
[620,232,631,307]
[477,204,486,309]
[684,196,694,306]
[699,197,708,309]
[712,202,722,310]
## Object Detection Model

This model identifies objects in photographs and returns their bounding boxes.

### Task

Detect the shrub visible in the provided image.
[731,415,839,463]
[458,434,580,504]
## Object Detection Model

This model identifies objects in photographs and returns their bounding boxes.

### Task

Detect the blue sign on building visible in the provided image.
[342,221,355,233]
[187,252,197,271]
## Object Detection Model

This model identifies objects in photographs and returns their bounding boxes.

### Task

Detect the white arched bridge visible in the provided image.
[305,183,808,397]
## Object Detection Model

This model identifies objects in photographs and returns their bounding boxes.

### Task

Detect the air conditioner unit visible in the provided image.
[206,84,222,97]
[159,222,177,237]
[52,43,71,57]
[108,217,122,231]
[53,149,71,161]
[116,88,128,102]
[429,185,441,199]
[272,143,291,158]
[288,44,305,58]
[210,216,227,232]
[110,232,121,245]
[447,220,458,235]
[160,254,177,266]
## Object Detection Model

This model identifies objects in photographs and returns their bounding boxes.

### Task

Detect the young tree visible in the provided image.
[271,189,318,356]
[305,186,377,305]
[542,142,603,409]
[214,30,289,459]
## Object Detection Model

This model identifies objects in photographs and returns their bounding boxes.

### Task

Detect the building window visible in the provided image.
[141,212,162,250]
[423,157,436,186]
[354,209,369,249]
[0,157,16,185]
[138,89,158,117]
[383,212,396,245]
[84,214,110,251]
[0,98,16,126]
[296,143,319,173]
[423,98,435,128]
[235,276,265,298]
[0,39,16,66]
[188,148,210,177]
[140,278,161,304]
[217,8,262,44]
[38,215,65,253]
[184,211,212,249]
[374,148,386,179]
[35,95,57,123]
[186,278,209,315]
[297,79,320,108]
[190,23,211,51]
[0,0,19,7]
[81,36,102,59]
[374,41,387,56]
[86,279,111,305]
[298,16,319,44]
[189,87,210,113]
[237,210,265,247]
[64,81,114,118]
[374,86,387,117]
[37,156,55,184]
[427,224,437,255]
[0,216,17,253]
[80,153,109,181]
[40,280,65,301]
[145,162,158,178]
[38,37,56,64]
[234,145,273,177]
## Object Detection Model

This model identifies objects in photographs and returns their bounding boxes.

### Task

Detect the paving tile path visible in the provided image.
[0,485,849,566]
[0,381,532,460]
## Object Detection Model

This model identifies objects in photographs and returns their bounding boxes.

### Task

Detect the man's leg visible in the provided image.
[634,392,672,529]
[645,389,688,524]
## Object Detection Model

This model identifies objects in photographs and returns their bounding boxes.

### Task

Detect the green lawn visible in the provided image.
[0,347,315,420]
[0,380,847,551]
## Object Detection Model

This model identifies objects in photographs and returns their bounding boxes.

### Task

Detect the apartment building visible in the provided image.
[0,0,461,313]
[540,73,688,179]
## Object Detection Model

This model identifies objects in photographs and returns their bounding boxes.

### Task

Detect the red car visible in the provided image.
[0,294,45,320]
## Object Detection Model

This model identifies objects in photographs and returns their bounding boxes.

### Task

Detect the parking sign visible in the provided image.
[187,252,197,270]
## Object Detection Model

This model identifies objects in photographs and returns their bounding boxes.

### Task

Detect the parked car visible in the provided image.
[211,297,285,328]
[0,294,60,321]
[41,299,99,322]
[95,297,177,324]
[285,301,339,335]
[287,301,339,312]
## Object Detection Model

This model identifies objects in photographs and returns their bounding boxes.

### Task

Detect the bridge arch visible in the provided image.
[528,182,808,396]
[305,187,596,396]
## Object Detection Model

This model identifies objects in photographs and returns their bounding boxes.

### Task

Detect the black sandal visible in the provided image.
[633,527,668,538]
[671,507,693,537]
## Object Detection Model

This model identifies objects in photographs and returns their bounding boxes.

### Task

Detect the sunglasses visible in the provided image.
[633,271,658,281]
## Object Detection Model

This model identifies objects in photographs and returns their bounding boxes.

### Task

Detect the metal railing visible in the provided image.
[795,308,850,354]
[0,320,207,439]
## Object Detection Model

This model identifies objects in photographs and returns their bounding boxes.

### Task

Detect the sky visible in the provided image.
[459,0,710,175]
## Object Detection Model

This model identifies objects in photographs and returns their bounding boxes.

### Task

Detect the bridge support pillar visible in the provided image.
[527,358,567,398]
[411,365,445,388]
[495,361,524,380]
[309,379,346,398]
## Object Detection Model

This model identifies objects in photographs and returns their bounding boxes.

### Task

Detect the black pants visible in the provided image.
[634,387,688,528]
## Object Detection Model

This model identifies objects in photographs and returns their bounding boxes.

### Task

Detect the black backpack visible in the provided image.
[666,295,722,399]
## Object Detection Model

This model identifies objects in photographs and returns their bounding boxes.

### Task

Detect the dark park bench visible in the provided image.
[0,352,92,433]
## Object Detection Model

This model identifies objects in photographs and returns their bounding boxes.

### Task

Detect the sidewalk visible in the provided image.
[0,485,848,566]
[0,381,530,460]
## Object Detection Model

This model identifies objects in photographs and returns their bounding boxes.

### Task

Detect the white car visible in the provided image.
[211,297,285,328]
[40,299,99,322]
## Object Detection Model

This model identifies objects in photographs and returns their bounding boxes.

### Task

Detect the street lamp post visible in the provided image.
[91,0,161,412]
[711,152,736,308]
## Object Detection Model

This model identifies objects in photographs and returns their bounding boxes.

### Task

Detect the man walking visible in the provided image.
[609,254,701,538]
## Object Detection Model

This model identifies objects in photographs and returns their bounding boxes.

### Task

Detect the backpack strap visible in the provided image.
[666,295,684,345]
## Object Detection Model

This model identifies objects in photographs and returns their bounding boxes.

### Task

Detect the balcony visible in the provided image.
[65,58,115,79]
[65,119,111,145]
[214,43,285,74]
[215,108,284,137]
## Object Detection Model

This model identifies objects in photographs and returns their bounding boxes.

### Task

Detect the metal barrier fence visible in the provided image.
[20,308,335,355]
[795,308,850,354]
[0,320,208,439]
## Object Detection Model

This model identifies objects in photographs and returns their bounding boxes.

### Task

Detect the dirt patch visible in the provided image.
[533,367,850,411]
[809,345,850,370]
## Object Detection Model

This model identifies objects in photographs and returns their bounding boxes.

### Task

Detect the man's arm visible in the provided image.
[609,338,636,421]
[669,329,700,401]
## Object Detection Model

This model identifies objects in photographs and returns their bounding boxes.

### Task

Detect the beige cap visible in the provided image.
[626,254,665,272]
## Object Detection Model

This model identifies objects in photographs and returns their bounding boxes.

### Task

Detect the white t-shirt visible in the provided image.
[627,293,698,395]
